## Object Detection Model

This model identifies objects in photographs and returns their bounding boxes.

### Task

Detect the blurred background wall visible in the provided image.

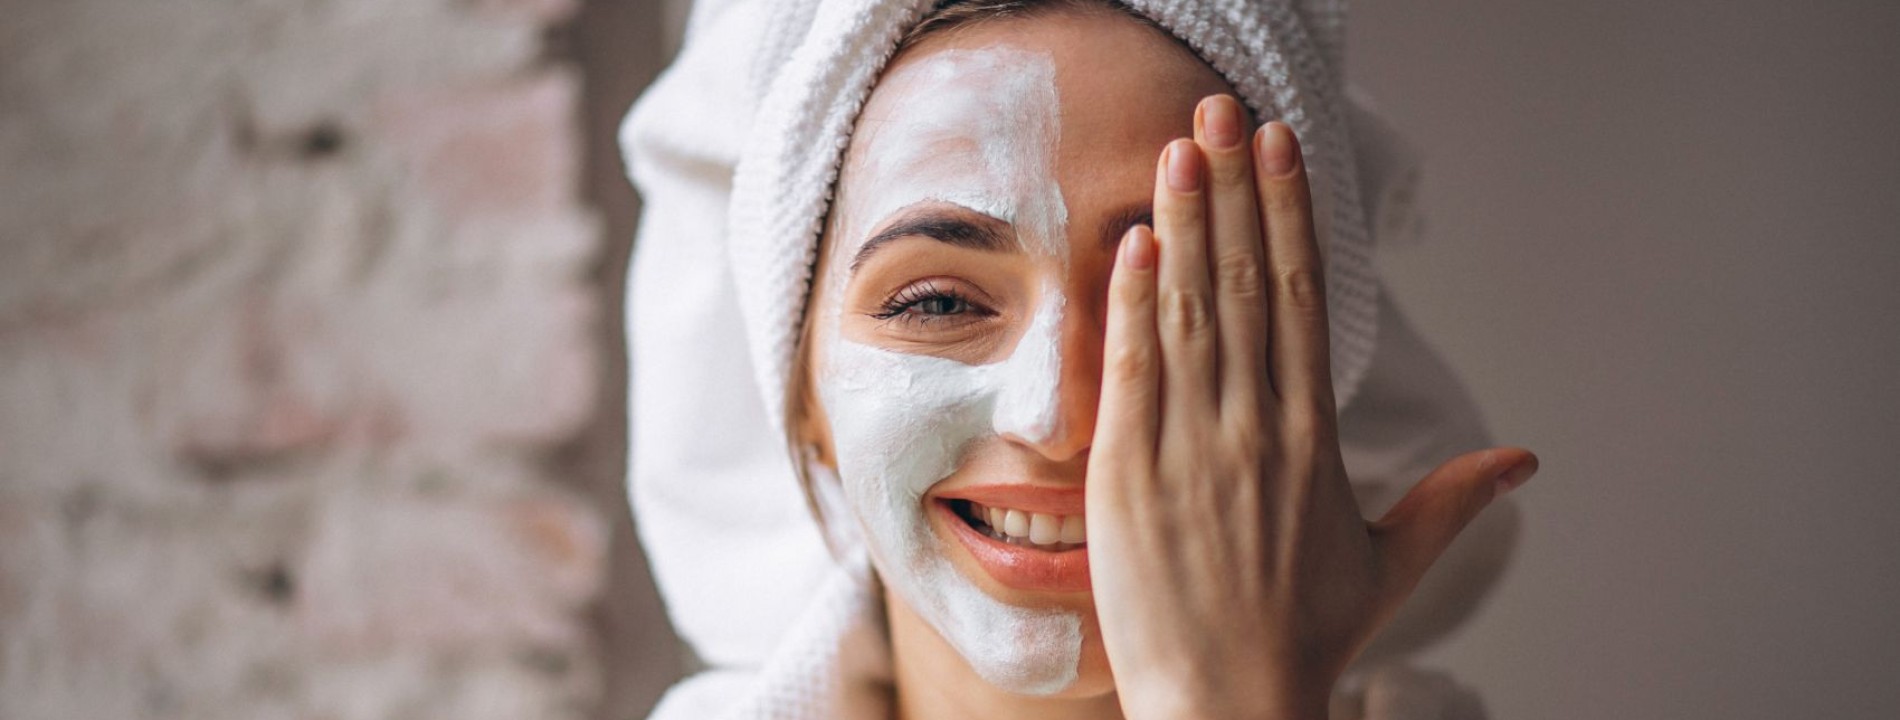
[1349,1,1900,719]
[0,0,684,718]
[2,1,1895,719]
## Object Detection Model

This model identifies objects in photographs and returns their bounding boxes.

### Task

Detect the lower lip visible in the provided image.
[935,500,1091,593]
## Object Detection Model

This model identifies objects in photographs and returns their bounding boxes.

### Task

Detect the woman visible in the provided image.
[623,1,1539,718]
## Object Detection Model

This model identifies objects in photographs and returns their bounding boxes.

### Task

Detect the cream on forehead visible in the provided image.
[813,46,1081,694]
[836,44,1069,265]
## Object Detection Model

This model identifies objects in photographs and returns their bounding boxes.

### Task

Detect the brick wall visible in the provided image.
[0,0,634,717]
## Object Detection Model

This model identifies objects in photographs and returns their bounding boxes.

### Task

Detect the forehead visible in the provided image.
[839,9,1237,237]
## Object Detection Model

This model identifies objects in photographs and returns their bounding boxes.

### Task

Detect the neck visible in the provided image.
[886,587,1122,720]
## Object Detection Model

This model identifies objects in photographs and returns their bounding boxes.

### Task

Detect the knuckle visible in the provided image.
[1274,266,1327,315]
[1281,410,1337,456]
[1158,211,1204,240]
[1215,252,1266,299]
[1106,343,1156,381]
[1224,463,1264,500]
[1158,196,1205,228]
[1265,183,1310,214]
[1158,287,1214,336]
[1112,271,1153,302]
[1209,155,1254,188]
[1223,420,1267,457]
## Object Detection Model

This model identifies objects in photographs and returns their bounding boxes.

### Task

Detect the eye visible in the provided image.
[915,295,970,316]
[870,279,997,327]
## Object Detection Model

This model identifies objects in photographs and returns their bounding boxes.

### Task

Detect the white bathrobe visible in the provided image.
[621,1,1518,717]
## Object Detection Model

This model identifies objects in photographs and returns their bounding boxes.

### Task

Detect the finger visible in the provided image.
[1255,121,1337,422]
[1370,447,1539,601]
[1154,138,1219,420]
[1193,94,1270,419]
[1095,224,1163,468]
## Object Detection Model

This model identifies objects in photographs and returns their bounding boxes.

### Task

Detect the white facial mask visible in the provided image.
[814,46,1082,695]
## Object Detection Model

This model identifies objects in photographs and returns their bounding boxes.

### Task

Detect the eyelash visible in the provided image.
[870,280,996,326]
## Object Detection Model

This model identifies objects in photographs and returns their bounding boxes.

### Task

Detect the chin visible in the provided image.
[919,490,1119,699]
[1044,629,1117,699]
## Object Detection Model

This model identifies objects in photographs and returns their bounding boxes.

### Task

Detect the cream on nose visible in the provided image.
[991,287,1065,445]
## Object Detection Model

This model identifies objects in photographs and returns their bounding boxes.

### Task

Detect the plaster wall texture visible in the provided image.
[0,0,616,717]
[1350,1,1900,718]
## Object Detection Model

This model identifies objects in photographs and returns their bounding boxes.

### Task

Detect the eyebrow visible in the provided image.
[849,211,1014,275]
[1099,202,1154,252]
[846,201,1155,275]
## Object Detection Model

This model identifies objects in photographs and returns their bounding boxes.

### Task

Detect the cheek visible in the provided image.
[818,284,1075,498]
[818,339,994,521]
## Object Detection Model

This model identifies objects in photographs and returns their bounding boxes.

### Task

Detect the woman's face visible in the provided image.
[802,9,1239,698]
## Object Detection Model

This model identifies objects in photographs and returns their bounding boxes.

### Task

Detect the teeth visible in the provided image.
[1059,514,1085,544]
[1003,509,1029,538]
[964,501,1087,547]
[1028,513,1059,544]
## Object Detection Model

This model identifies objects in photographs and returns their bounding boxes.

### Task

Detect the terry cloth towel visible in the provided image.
[621,0,1513,717]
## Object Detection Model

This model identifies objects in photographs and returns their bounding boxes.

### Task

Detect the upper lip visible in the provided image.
[933,484,1084,515]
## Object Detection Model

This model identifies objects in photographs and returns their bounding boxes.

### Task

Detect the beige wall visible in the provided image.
[1348,1,1900,718]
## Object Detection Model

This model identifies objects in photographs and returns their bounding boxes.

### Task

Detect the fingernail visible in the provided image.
[1122,224,1156,270]
[1256,121,1299,177]
[1201,95,1243,149]
[1165,139,1201,193]
[1495,454,1539,495]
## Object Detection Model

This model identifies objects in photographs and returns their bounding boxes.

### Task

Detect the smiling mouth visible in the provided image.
[946,498,1086,552]
[936,497,1091,593]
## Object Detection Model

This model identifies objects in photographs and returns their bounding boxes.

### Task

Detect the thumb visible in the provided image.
[1371,447,1539,601]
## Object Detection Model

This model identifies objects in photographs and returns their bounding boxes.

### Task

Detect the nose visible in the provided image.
[991,290,1101,462]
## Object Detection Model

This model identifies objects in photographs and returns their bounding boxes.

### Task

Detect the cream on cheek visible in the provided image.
[813,47,1082,695]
